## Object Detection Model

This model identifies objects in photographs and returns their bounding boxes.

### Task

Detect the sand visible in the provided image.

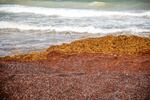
[0,35,150,100]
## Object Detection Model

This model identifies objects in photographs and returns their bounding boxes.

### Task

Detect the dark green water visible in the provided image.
[0,0,150,10]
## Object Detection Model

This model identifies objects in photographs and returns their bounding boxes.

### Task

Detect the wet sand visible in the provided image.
[0,35,150,100]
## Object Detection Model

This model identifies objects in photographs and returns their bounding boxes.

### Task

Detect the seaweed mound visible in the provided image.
[48,35,150,54]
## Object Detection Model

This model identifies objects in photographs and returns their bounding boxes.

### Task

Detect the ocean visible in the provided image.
[0,0,150,56]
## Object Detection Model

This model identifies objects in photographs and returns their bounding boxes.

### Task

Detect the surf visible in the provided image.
[0,21,149,34]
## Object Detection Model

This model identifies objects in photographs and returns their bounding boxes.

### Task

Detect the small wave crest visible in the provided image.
[89,1,106,7]
[0,5,150,18]
[0,21,150,34]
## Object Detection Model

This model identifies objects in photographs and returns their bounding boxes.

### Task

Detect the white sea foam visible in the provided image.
[0,5,150,18]
[0,21,150,34]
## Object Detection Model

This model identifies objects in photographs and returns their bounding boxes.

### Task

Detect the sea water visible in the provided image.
[0,0,150,56]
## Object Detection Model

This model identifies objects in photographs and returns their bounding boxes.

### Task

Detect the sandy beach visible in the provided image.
[1,0,150,99]
[0,35,150,100]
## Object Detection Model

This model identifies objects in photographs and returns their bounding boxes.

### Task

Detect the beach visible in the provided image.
[0,35,150,99]
[0,0,150,99]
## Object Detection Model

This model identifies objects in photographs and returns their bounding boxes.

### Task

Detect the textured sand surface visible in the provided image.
[0,35,150,100]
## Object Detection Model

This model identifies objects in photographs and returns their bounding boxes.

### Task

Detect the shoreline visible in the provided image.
[1,34,150,61]
[0,34,150,99]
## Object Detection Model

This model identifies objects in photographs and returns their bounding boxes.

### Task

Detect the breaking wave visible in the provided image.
[0,21,150,34]
[0,5,150,18]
